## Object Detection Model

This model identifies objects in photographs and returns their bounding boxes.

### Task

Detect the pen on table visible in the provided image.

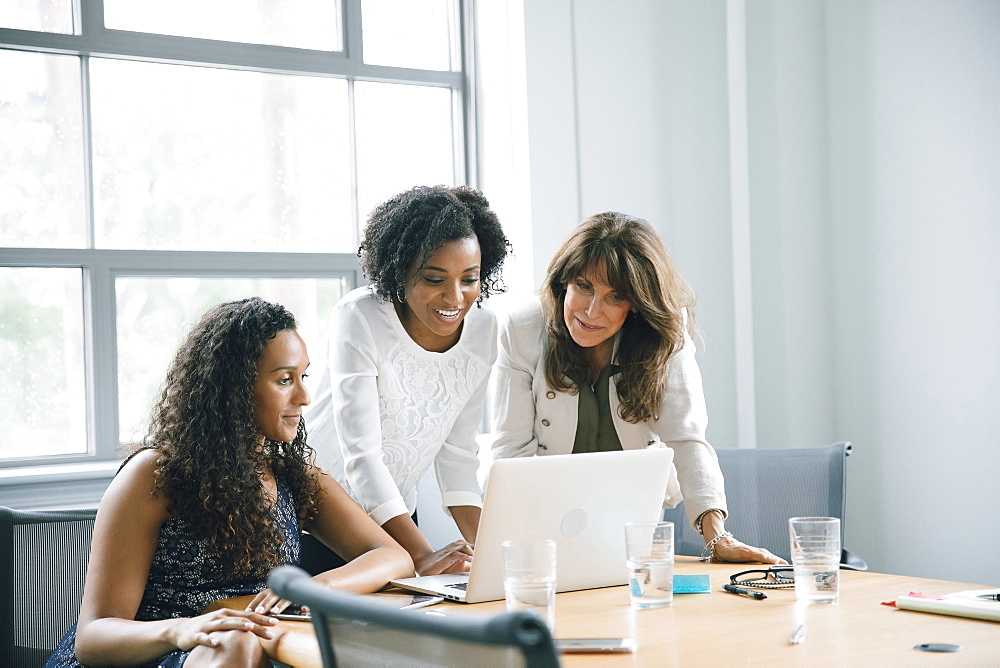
[790,624,806,644]
[723,584,767,600]
[404,596,445,610]
[976,593,1000,601]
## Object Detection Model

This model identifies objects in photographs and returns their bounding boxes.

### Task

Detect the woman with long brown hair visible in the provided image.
[490,212,781,564]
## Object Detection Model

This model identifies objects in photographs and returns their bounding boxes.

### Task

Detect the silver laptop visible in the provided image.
[389,448,673,603]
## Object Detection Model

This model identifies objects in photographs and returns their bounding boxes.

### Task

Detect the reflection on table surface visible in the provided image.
[210,556,998,667]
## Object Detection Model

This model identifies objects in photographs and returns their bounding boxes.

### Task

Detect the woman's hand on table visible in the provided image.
[699,510,787,564]
[172,609,278,650]
[246,588,301,616]
[712,536,787,564]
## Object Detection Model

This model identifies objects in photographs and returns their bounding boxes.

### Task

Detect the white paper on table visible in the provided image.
[896,588,1000,622]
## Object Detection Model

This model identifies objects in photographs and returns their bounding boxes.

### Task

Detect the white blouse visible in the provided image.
[306,287,495,525]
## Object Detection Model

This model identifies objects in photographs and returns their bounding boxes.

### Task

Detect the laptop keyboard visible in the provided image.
[445,582,468,591]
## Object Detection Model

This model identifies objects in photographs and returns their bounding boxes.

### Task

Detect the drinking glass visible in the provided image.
[624,521,674,609]
[502,539,557,629]
[789,517,841,604]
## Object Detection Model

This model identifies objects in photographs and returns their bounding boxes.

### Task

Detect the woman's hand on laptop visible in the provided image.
[415,540,475,576]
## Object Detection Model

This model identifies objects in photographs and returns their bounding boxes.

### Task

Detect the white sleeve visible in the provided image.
[654,313,727,527]
[489,310,542,460]
[433,344,492,513]
[329,300,409,525]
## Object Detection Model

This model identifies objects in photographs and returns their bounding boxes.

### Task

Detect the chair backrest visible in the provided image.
[662,442,866,568]
[0,506,97,667]
[269,565,561,668]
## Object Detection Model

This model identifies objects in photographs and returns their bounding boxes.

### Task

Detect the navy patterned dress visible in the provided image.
[45,481,301,667]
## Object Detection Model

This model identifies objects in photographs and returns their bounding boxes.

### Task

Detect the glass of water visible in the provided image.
[789,517,841,604]
[624,521,674,609]
[502,539,557,630]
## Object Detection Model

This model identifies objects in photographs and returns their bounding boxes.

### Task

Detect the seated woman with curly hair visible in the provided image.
[307,185,511,576]
[46,298,412,668]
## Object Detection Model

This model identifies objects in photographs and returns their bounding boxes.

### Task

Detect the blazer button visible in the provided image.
[541,419,550,427]
[546,391,556,399]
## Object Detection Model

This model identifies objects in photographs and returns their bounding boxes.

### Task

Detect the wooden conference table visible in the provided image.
[215,556,998,666]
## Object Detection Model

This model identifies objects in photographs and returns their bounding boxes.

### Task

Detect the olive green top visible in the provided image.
[572,365,623,454]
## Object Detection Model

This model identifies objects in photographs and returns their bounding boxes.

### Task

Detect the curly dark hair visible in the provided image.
[358,185,511,304]
[140,297,322,577]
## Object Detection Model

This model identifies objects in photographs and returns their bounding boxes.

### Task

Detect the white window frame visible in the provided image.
[0,0,478,507]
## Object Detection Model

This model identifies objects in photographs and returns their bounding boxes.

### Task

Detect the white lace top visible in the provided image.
[307,287,495,525]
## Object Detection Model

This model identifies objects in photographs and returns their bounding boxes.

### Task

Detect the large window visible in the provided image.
[1,0,472,474]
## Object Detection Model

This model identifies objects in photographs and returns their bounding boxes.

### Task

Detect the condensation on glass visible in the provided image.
[0,268,87,459]
[2,0,465,462]
[361,0,457,71]
[103,0,343,51]
[115,277,348,445]
[354,81,456,222]
[0,50,86,248]
[0,0,75,34]
[89,59,354,253]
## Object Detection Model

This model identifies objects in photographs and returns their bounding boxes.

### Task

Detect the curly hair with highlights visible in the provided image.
[358,185,511,304]
[140,297,322,577]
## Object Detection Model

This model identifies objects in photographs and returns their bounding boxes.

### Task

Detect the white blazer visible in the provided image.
[489,298,727,528]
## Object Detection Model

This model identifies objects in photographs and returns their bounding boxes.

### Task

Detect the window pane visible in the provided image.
[90,59,354,253]
[362,0,455,71]
[103,0,342,51]
[354,81,455,222]
[116,277,348,445]
[0,268,86,461]
[0,49,86,248]
[0,0,74,34]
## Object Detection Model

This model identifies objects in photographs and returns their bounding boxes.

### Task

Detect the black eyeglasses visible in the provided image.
[730,566,795,589]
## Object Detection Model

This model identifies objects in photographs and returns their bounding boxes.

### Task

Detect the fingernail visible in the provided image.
[256,605,266,613]
[263,631,273,639]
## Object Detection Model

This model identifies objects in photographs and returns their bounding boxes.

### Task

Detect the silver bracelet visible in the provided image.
[694,508,724,536]
[700,530,734,562]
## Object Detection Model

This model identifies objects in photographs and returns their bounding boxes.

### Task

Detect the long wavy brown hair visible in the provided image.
[541,212,696,423]
[140,297,322,576]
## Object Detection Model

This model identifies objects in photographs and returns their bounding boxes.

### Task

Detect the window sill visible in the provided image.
[0,461,120,510]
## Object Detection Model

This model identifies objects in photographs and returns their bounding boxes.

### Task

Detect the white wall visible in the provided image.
[826,1,1000,582]
[473,0,1000,584]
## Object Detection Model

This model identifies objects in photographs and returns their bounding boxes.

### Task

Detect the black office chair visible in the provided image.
[269,565,560,668]
[0,506,97,667]
[662,441,867,569]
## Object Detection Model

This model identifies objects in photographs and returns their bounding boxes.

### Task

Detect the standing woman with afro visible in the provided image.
[308,185,511,576]
[46,298,411,667]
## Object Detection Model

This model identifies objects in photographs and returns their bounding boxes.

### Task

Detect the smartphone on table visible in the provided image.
[270,605,311,621]
[269,594,444,621]
[555,638,635,654]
